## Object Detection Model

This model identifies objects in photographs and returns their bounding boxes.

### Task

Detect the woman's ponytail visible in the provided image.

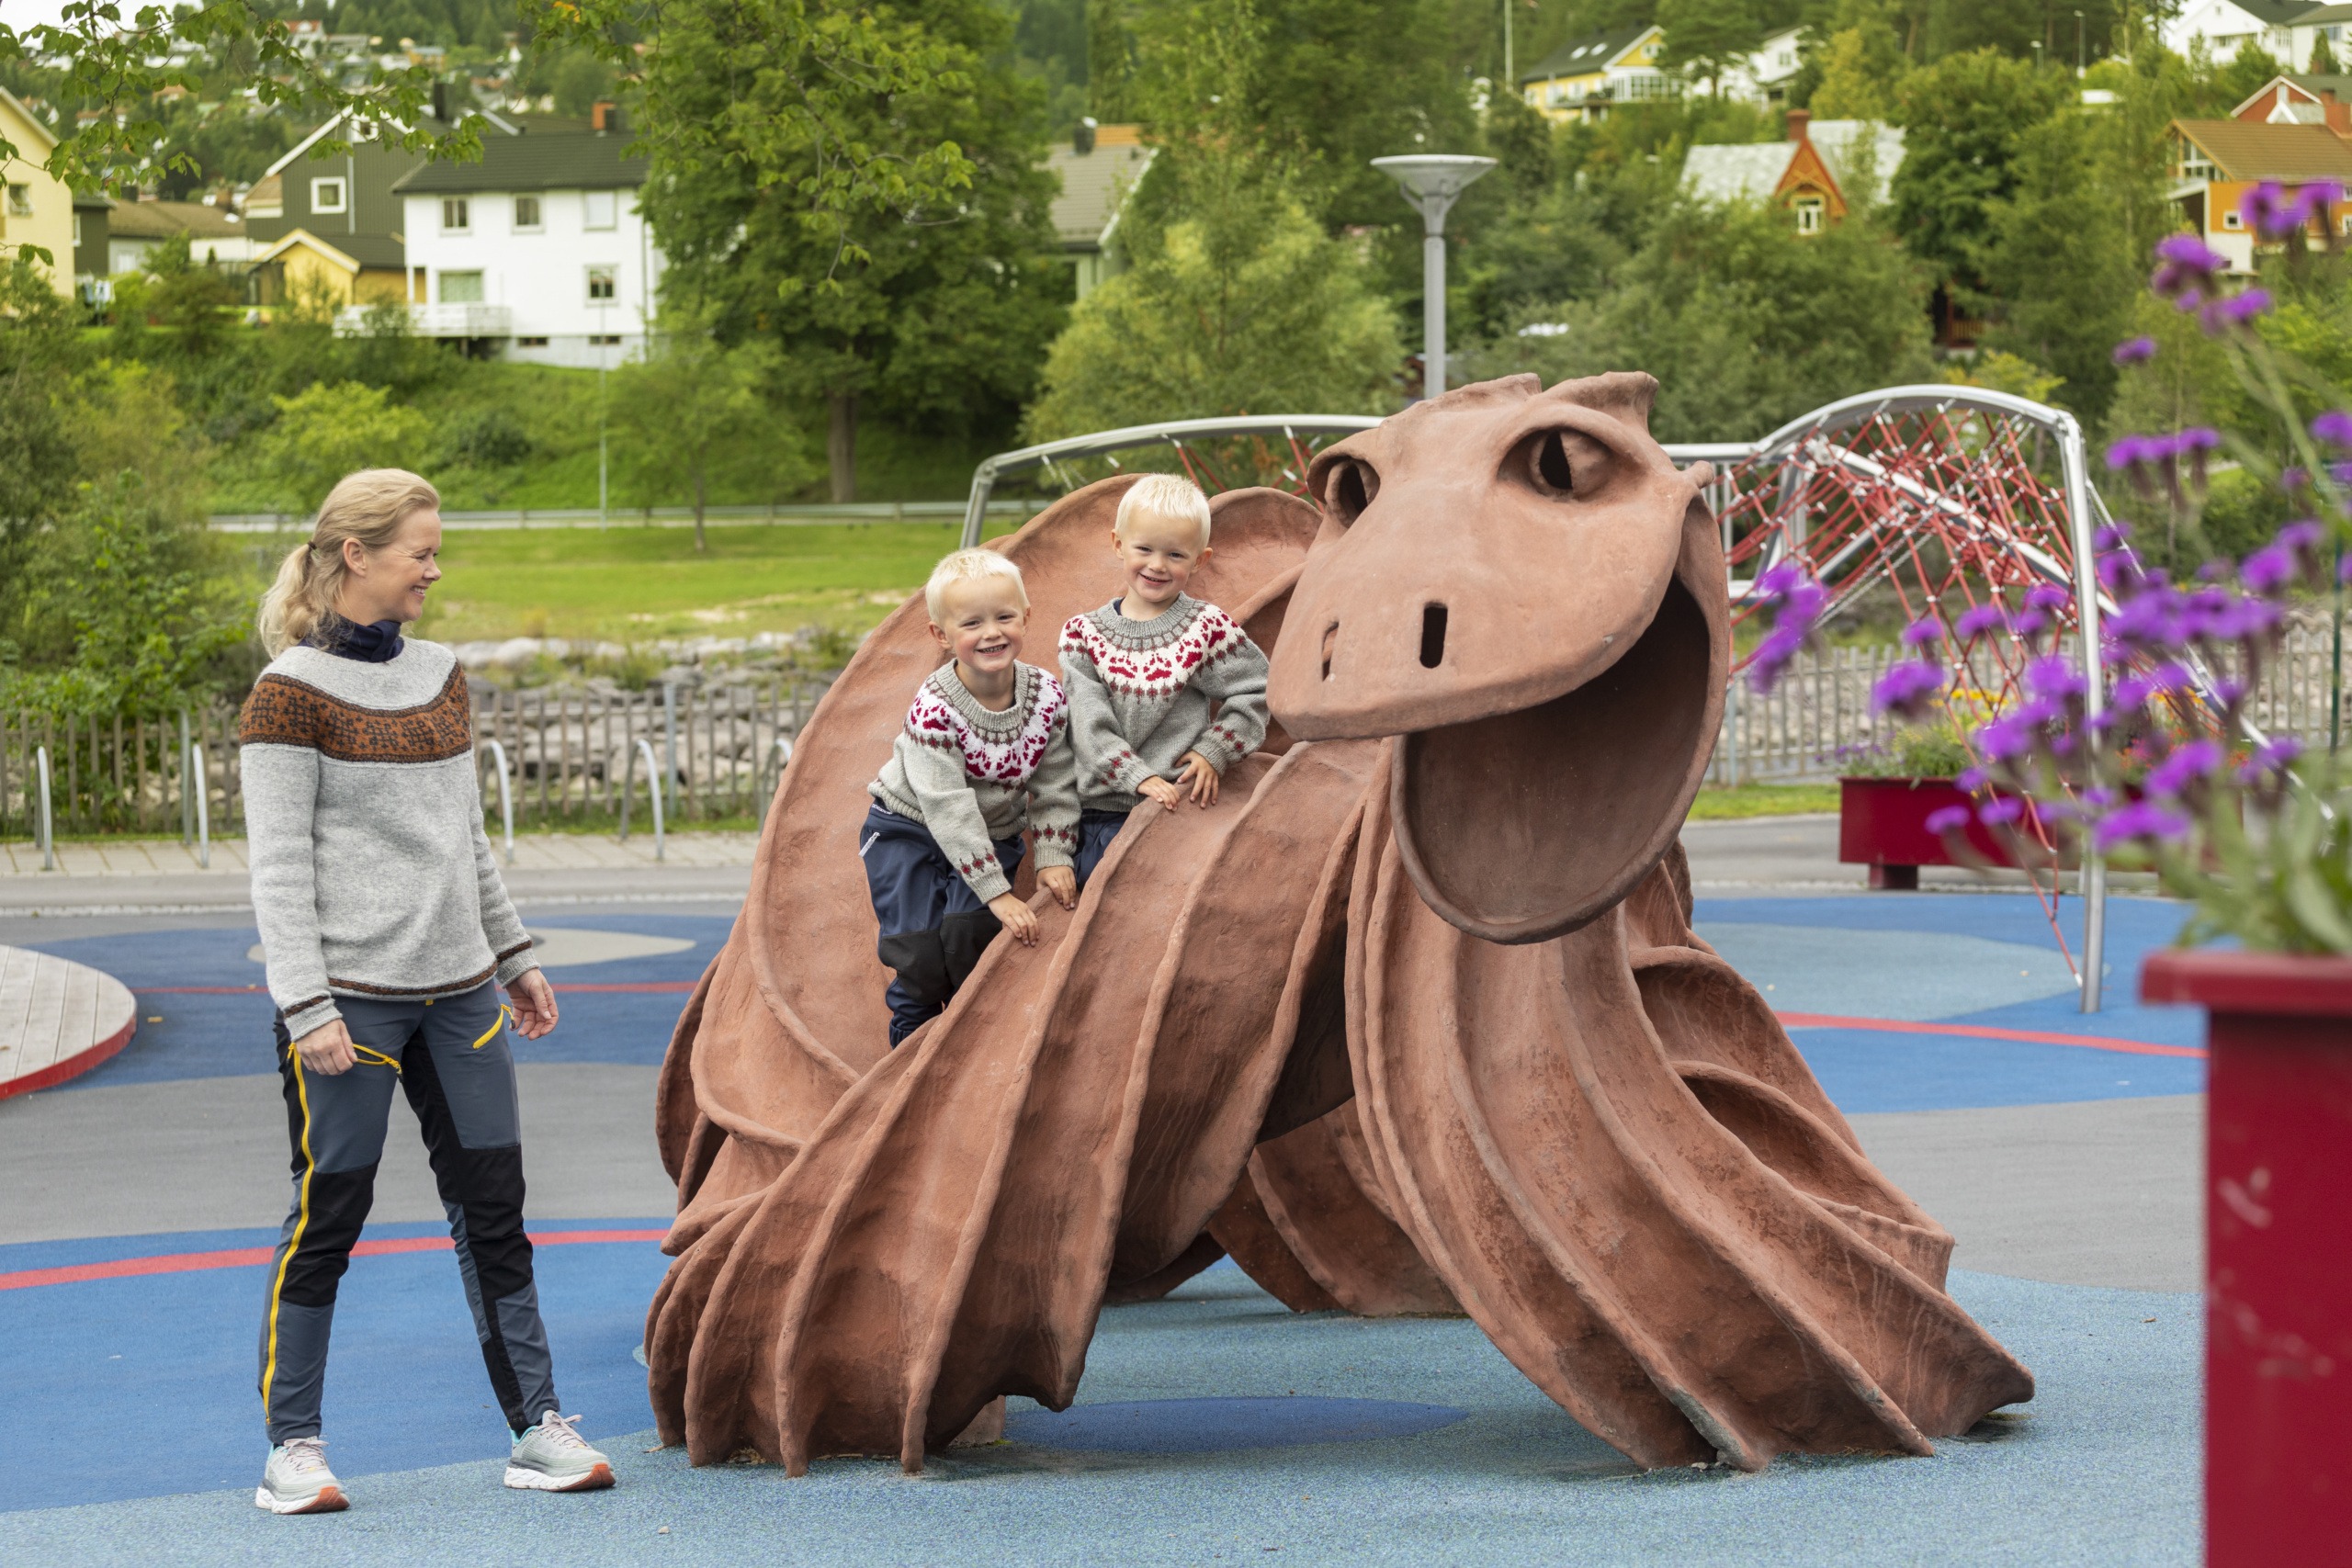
[256,468,440,656]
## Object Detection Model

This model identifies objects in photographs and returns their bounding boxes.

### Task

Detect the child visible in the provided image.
[1060,473,1270,884]
[863,548,1080,1045]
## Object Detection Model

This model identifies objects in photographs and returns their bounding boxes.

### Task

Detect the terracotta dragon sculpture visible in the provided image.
[644,371,2036,1475]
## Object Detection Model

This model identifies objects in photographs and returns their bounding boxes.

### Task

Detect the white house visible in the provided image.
[384,118,661,367]
[2165,0,2352,72]
[1719,26,1807,105]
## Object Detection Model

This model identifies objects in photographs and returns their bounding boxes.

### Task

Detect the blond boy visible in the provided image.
[864,549,1080,1044]
[1058,473,1270,883]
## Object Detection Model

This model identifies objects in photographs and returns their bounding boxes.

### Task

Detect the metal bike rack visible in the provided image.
[34,744,53,872]
[757,736,794,828]
[481,739,515,865]
[188,741,210,869]
[618,738,664,861]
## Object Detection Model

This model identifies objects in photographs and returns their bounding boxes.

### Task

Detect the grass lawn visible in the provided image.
[377,518,1024,644]
[1687,782,1839,819]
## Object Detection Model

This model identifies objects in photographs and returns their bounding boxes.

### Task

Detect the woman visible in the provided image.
[242,468,612,1513]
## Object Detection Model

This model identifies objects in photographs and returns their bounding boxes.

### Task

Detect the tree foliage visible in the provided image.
[608,312,808,549]
[258,380,433,512]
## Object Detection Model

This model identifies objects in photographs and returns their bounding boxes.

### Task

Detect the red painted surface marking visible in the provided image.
[1774,1011,2205,1060]
[0,1227,669,1292]
[0,1014,137,1102]
[138,982,697,995]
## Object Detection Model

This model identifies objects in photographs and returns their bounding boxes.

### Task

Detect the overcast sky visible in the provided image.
[4,1,129,37]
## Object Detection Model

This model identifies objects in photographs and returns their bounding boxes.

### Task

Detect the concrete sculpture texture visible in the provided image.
[646,371,2035,1475]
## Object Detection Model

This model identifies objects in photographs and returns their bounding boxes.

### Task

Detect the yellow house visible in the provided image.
[249,227,409,310]
[0,86,75,297]
[1518,24,1678,126]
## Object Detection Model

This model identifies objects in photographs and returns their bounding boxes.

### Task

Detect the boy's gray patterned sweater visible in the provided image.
[238,639,538,1041]
[1058,593,1271,813]
[868,660,1081,902]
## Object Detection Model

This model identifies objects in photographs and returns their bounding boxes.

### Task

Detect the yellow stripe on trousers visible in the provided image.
[259,1053,316,1426]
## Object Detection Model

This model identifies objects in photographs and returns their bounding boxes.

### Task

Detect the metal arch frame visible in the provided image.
[960,389,2114,1011]
[959,415,1385,548]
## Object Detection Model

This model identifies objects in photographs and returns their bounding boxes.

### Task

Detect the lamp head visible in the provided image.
[1371,154,1497,232]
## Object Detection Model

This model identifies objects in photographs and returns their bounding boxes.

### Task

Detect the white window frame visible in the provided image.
[582,189,617,231]
[6,184,31,218]
[441,197,470,234]
[1793,197,1826,235]
[2222,209,2245,231]
[311,176,347,215]
[513,194,542,232]
[585,264,618,302]
[437,269,485,304]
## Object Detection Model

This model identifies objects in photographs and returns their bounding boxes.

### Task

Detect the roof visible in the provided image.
[2232,73,2352,118]
[1520,24,1657,85]
[105,199,246,241]
[1046,130,1154,248]
[391,130,648,194]
[254,229,362,273]
[0,86,59,155]
[262,110,486,180]
[1684,121,1905,209]
[72,190,113,211]
[2174,118,2352,178]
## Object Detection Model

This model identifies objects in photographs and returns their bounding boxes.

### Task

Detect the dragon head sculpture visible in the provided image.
[1271,371,1728,944]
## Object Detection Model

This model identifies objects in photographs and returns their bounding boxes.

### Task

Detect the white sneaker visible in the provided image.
[254,1437,347,1514]
[504,1412,615,1492]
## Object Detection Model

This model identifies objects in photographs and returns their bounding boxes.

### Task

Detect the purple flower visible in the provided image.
[2112,336,2157,366]
[1957,766,1988,791]
[1954,604,2010,639]
[1979,796,2027,826]
[2095,523,2132,549]
[2312,410,2352,447]
[2244,182,2297,238]
[2023,583,2073,613]
[2283,465,2311,492]
[1900,617,1941,648]
[2301,179,2345,213]
[1924,805,1973,835]
[2240,737,2303,782]
[2152,233,2227,299]
[1871,660,1948,719]
[2146,739,2224,796]
[2203,290,2272,333]
[1746,569,1827,694]
[2024,655,2087,703]
[2105,434,2161,470]
[2095,801,2192,851]
[2242,544,2294,593]
[1975,713,2037,761]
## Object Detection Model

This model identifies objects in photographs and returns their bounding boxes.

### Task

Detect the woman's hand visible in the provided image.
[293,1019,357,1076]
[507,969,560,1039]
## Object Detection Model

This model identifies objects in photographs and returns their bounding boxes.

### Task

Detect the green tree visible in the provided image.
[1021,180,1404,439]
[1659,0,1763,92]
[608,313,808,551]
[1891,49,2069,312]
[1461,197,1933,443]
[2312,31,2342,75]
[258,381,433,513]
[639,0,1066,502]
[0,258,83,595]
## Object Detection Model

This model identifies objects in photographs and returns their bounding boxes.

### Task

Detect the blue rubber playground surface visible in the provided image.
[0,894,2204,1564]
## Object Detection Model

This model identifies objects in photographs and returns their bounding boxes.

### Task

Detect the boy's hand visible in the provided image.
[989,892,1040,946]
[1177,751,1221,806]
[293,1019,356,1076]
[1139,775,1183,810]
[1038,864,1078,910]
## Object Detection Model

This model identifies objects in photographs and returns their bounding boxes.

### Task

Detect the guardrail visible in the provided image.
[33,744,52,871]
[617,739,665,861]
[209,499,1052,534]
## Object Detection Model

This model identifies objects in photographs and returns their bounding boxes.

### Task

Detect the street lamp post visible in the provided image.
[1372,154,1497,400]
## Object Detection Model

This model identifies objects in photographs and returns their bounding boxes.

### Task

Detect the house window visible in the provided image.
[442,197,469,233]
[588,333,622,345]
[2222,209,2245,231]
[514,195,541,231]
[311,176,347,214]
[2177,139,2215,181]
[438,270,484,303]
[583,189,617,231]
[586,264,616,301]
[1793,197,1825,235]
[515,336,549,347]
[7,184,31,217]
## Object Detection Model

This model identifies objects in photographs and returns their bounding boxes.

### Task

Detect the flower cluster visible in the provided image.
[1745,561,1826,694]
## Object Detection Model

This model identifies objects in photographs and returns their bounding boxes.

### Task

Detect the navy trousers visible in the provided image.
[860,804,1026,1045]
[1072,807,1133,887]
[259,981,556,1444]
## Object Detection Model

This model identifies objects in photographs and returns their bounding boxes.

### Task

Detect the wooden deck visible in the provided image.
[0,946,137,1100]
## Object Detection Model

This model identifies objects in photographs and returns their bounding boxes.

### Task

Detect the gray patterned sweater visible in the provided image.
[1058,594,1271,813]
[868,661,1081,902]
[239,640,538,1041]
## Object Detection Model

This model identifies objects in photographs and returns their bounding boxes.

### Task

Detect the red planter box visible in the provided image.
[1837,776,2019,890]
[2143,950,2352,1567]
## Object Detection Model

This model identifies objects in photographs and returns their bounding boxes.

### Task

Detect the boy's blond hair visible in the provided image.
[1114,473,1213,550]
[925,547,1029,623]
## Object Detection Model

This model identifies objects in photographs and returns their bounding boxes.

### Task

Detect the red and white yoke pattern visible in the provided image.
[1058,594,1271,812]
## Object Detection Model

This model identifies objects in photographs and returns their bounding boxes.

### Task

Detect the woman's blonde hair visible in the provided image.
[257,468,440,655]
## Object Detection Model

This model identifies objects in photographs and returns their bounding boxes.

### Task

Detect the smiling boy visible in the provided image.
[1059,474,1271,884]
[862,549,1080,1046]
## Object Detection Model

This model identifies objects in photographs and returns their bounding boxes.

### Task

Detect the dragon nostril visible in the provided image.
[1419,604,1447,669]
[1320,621,1338,681]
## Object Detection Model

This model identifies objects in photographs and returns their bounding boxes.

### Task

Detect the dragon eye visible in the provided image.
[1322,457,1379,525]
[1520,429,1615,501]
